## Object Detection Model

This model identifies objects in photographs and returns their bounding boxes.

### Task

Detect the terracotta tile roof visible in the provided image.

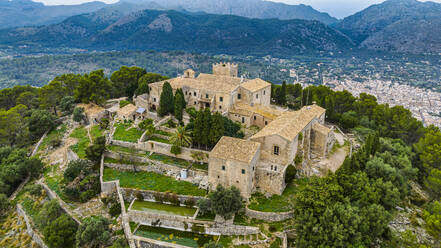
[117,104,137,117]
[150,75,240,94]
[312,122,331,134]
[251,104,326,141]
[229,102,283,119]
[240,78,271,92]
[210,136,260,163]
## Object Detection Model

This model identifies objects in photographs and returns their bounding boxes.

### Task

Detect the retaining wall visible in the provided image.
[245,207,294,222]
[110,140,209,163]
[120,188,204,206]
[16,204,49,248]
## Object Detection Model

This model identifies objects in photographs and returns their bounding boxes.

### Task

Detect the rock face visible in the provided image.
[148,14,173,33]
[334,0,441,53]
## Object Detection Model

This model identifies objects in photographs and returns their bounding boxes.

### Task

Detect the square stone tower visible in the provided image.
[212,62,238,77]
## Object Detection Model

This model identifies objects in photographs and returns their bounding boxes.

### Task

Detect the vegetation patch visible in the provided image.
[107,145,150,157]
[90,125,104,141]
[103,167,206,196]
[113,123,143,143]
[148,153,189,168]
[148,136,171,144]
[69,126,89,159]
[134,225,217,248]
[104,157,146,166]
[38,124,67,151]
[131,200,197,217]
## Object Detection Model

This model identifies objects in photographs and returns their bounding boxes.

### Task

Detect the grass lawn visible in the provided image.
[113,123,143,143]
[134,225,217,248]
[148,153,190,168]
[247,178,308,212]
[148,136,171,144]
[103,167,206,196]
[107,145,150,157]
[154,129,172,137]
[195,211,216,221]
[70,126,90,159]
[131,200,197,217]
[104,157,147,166]
[38,124,67,151]
[90,125,105,141]
[191,162,208,171]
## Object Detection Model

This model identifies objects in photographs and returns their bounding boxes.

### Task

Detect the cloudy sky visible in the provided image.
[34,0,441,19]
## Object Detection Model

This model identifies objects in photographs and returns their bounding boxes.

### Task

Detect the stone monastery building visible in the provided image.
[145,63,335,198]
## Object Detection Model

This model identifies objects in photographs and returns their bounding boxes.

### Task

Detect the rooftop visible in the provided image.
[77,103,105,116]
[117,103,137,116]
[240,78,271,92]
[251,104,326,141]
[312,122,331,134]
[230,102,283,119]
[210,136,261,163]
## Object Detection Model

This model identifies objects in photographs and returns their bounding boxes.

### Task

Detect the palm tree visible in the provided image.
[144,124,156,141]
[169,126,192,147]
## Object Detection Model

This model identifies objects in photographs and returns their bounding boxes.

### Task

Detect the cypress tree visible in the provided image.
[201,108,211,149]
[209,113,225,147]
[280,81,287,105]
[193,110,204,147]
[158,82,174,116]
[174,93,184,121]
[176,88,186,108]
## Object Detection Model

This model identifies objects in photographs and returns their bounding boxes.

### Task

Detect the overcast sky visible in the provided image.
[34,0,441,19]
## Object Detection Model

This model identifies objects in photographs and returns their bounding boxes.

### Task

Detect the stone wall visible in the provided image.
[109,140,209,163]
[245,207,293,222]
[134,235,190,248]
[16,204,49,248]
[120,188,204,205]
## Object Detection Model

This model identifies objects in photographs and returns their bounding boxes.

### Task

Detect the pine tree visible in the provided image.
[158,82,174,116]
[209,113,225,147]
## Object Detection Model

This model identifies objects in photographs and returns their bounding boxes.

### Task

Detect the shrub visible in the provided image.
[268,225,277,232]
[184,198,196,208]
[50,137,62,148]
[135,192,144,201]
[167,119,176,128]
[73,107,85,122]
[170,145,182,156]
[191,224,205,233]
[64,160,92,182]
[0,194,9,214]
[153,192,164,203]
[285,164,297,183]
[99,118,110,130]
[26,184,43,196]
[76,216,111,248]
[138,119,154,131]
[63,186,80,201]
[80,190,96,203]
[168,193,180,206]
[294,154,303,165]
[109,202,121,217]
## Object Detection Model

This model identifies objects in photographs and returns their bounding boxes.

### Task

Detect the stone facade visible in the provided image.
[245,207,294,222]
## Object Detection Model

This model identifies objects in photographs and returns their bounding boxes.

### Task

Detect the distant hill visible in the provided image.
[334,0,441,53]
[0,9,353,56]
[123,0,339,24]
[0,0,108,29]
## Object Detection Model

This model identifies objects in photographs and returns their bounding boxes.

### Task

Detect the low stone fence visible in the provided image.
[109,140,209,163]
[245,207,294,222]
[133,235,190,248]
[120,188,204,206]
[16,204,49,248]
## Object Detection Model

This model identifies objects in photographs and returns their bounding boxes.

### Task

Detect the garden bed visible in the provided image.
[70,126,89,159]
[103,167,206,196]
[134,225,217,248]
[113,123,143,143]
[130,200,197,217]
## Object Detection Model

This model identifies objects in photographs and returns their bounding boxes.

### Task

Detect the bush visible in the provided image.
[138,119,154,131]
[63,186,80,201]
[168,193,180,206]
[73,107,85,122]
[191,223,205,233]
[109,202,121,217]
[269,225,277,232]
[26,184,43,196]
[167,119,176,128]
[136,192,144,201]
[170,145,182,156]
[50,137,62,148]
[79,190,96,203]
[76,216,111,248]
[64,160,92,182]
[294,154,303,165]
[43,214,77,248]
[285,164,297,183]
[99,118,110,130]
[184,198,196,208]
[153,192,164,203]
[0,194,9,214]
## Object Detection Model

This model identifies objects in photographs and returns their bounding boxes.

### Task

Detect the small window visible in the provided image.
[185,91,188,95]
[274,146,280,155]
[220,96,223,102]
[238,93,241,99]
[194,92,197,96]
[241,169,245,174]
[242,117,245,123]
[264,90,266,95]
[256,94,259,99]
[219,105,222,109]
[222,165,225,171]
[271,165,273,170]
[217,175,220,179]
[265,121,268,125]
[275,166,278,171]
[194,101,196,105]
[153,98,156,102]
[236,180,239,183]
[149,87,152,91]
[253,166,255,171]
[151,143,154,149]
[206,94,209,98]
[253,116,256,120]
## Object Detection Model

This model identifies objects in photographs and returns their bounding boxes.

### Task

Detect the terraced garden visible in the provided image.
[38,124,67,152]
[134,225,217,248]
[69,126,89,159]
[131,201,197,217]
[113,123,144,143]
[103,167,206,196]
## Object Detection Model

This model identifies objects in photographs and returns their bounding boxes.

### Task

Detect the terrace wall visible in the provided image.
[110,140,209,163]
[16,204,49,248]
[121,188,204,206]
[245,207,294,222]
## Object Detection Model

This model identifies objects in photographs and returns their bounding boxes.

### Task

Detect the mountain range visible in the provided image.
[0,9,353,56]
[0,0,440,54]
